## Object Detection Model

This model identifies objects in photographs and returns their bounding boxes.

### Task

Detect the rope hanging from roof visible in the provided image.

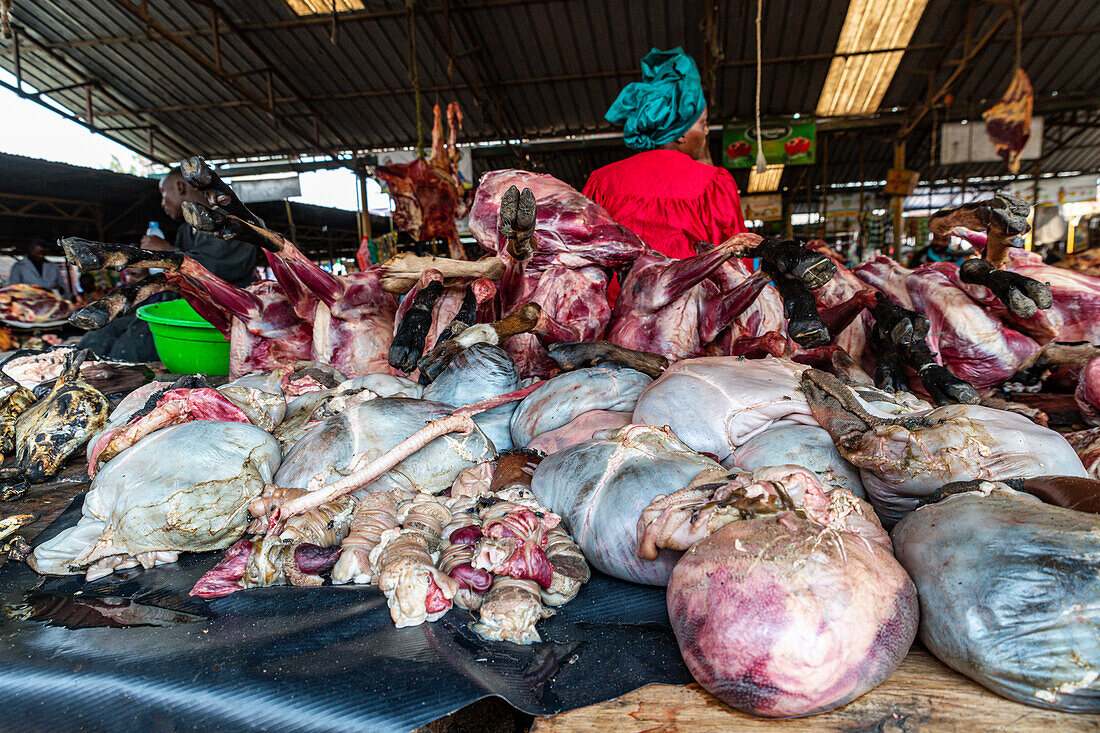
[754,0,767,174]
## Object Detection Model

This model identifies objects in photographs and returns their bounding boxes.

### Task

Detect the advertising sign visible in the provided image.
[723,117,816,168]
[940,117,1043,165]
[742,194,783,221]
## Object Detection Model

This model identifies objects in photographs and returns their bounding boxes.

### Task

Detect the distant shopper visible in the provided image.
[909,238,966,267]
[8,240,72,296]
[142,167,257,287]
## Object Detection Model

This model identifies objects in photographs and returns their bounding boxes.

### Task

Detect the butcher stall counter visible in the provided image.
[4,473,1099,733]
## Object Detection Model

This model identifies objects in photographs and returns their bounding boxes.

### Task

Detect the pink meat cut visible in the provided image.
[607,236,766,362]
[903,265,1039,388]
[804,241,874,364]
[161,257,314,378]
[469,170,648,376]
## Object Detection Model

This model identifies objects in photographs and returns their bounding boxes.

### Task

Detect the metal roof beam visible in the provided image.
[192,0,356,153]
[36,0,574,52]
[105,0,339,158]
[4,23,192,161]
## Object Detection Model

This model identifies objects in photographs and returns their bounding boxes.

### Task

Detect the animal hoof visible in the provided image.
[181,156,215,190]
[69,305,111,331]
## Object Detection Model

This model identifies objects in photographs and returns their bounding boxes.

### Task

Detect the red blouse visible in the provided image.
[583,149,749,261]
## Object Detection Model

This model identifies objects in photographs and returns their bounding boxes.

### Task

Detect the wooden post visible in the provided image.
[284,200,298,245]
[781,191,792,239]
[357,167,370,241]
[892,140,906,261]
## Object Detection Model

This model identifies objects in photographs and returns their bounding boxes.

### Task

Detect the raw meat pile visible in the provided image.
[0,284,73,324]
[17,166,1100,718]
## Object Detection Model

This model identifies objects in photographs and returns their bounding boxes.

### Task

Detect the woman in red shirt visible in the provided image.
[584,48,749,263]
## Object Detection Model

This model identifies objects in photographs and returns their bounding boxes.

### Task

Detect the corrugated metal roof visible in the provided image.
[2,0,1097,190]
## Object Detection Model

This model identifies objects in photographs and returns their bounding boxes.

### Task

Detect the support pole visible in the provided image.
[892,140,906,261]
[357,167,370,243]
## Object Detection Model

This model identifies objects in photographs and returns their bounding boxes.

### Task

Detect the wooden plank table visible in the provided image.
[532,647,1100,732]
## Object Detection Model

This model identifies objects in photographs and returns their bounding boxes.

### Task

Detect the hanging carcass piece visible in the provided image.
[893,485,1099,713]
[869,293,982,404]
[529,424,725,585]
[648,467,916,718]
[29,420,281,580]
[61,238,313,377]
[469,170,649,376]
[607,234,771,360]
[3,349,107,487]
[928,193,1052,318]
[801,368,1086,526]
[181,201,398,376]
[374,103,470,260]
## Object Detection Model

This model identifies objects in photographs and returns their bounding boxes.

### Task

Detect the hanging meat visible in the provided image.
[374,102,471,260]
[983,68,1034,175]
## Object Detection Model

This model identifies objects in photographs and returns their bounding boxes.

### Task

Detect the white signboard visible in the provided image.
[1005,174,1099,207]
[940,117,1043,165]
[376,149,475,189]
[742,193,782,221]
[233,175,302,203]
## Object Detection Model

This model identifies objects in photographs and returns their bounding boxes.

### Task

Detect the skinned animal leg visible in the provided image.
[699,270,771,344]
[638,234,762,311]
[69,273,178,330]
[183,201,345,306]
[61,237,184,272]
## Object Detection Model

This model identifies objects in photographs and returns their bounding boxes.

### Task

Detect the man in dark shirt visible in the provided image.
[141,167,257,287]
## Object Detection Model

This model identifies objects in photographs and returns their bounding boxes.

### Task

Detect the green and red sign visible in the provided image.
[722,117,816,168]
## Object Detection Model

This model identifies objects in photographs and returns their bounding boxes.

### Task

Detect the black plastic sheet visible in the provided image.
[0,498,691,732]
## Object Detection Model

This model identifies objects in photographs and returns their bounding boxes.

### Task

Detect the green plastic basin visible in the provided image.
[137,299,230,375]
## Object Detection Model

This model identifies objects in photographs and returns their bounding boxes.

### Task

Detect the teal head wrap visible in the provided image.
[605,48,706,151]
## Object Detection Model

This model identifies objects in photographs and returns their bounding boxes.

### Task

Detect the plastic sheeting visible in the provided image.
[0,498,691,732]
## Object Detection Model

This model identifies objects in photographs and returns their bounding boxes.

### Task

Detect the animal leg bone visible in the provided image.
[763,267,830,348]
[546,340,668,378]
[61,237,184,272]
[69,273,176,330]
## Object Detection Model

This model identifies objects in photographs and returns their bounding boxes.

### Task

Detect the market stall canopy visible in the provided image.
[1,0,1098,191]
